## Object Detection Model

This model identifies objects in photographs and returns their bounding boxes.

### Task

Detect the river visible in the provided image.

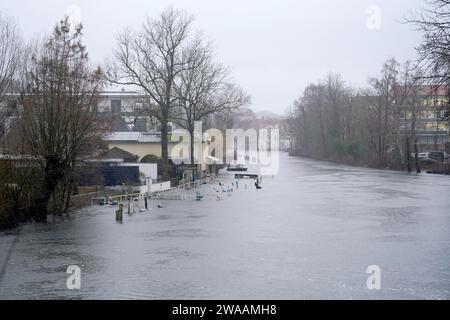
[0,153,449,299]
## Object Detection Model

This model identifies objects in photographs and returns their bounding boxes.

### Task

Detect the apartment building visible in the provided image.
[400,85,450,151]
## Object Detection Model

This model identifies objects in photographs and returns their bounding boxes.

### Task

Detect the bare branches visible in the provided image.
[169,37,250,163]
[109,7,250,163]
[109,7,198,162]
[19,17,105,220]
[288,73,357,159]
[365,59,428,167]
[406,0,450,118]
[0,13,22,140]
[287,59,429,169]
[173,40,249,132]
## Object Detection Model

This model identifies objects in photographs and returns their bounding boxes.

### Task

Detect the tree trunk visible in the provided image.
[406,137,412,173]
[414,140,421,173]
[190,130,195,165]
[63,165,76,214]
[161,120,169,164]
[32,201,48,223]
[301,107,308,155]
[33,155,62,222]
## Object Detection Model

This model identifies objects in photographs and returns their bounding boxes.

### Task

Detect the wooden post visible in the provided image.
[116,203,123,222]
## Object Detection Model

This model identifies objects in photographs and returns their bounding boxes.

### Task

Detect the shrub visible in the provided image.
[347,143,363,161]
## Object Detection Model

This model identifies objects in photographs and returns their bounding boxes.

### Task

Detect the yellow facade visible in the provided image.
[108,142,209,171]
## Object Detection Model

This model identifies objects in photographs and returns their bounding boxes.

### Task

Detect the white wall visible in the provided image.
[150,181,171,192]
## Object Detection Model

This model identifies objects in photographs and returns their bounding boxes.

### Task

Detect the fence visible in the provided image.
[149,175,216,201]
[97,174,217,204]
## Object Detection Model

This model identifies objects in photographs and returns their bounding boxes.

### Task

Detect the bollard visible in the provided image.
[116,203,123,222]
[127,198,131,215]
[144,197,148,210]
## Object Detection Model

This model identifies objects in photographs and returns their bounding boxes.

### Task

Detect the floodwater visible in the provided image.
[1,153,450,300]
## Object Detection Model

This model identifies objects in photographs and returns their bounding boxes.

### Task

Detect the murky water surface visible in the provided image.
[1,154,449,299]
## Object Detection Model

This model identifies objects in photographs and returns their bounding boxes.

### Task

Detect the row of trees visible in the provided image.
[286,60,426,169]
[286,0,450,169]
[0,7,249,227]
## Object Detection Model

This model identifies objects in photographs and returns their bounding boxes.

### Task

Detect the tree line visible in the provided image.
[0,7,249,228]
[286,0,450,169]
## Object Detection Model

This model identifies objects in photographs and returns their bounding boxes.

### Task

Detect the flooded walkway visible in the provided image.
[1,153,450,299]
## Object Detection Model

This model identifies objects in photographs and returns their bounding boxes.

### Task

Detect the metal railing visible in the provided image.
[150,175,216,201]
[98,174,217,203]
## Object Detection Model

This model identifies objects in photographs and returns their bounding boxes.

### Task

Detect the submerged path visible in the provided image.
[0,153,449,299]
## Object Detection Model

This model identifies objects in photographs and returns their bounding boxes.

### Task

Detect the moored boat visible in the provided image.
[226,164,248,172]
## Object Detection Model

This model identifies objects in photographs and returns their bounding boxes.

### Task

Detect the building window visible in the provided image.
[111,100,122,114]
[134,118,147,132]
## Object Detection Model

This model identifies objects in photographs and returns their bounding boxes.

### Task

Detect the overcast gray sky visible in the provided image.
[0,0,425,114]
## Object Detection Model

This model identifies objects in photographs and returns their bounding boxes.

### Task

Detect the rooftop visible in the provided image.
[106,132,170,143]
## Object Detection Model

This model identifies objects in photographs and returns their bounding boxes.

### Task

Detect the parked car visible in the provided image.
[411,152,432,163]
[428,151,449,163]
[411,152,436,164]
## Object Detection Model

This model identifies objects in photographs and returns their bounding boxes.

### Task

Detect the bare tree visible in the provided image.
[173,43,250,163]
[20,18,105,222]
[285,103,307,155]
[291,75,358,160]
[363,58,427,168]
[0,13,21,140]
[286,59,433,170]
[406,0,450,119]
[396,63,426,172]
[109,7,201,164]
[365,58,404,167]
